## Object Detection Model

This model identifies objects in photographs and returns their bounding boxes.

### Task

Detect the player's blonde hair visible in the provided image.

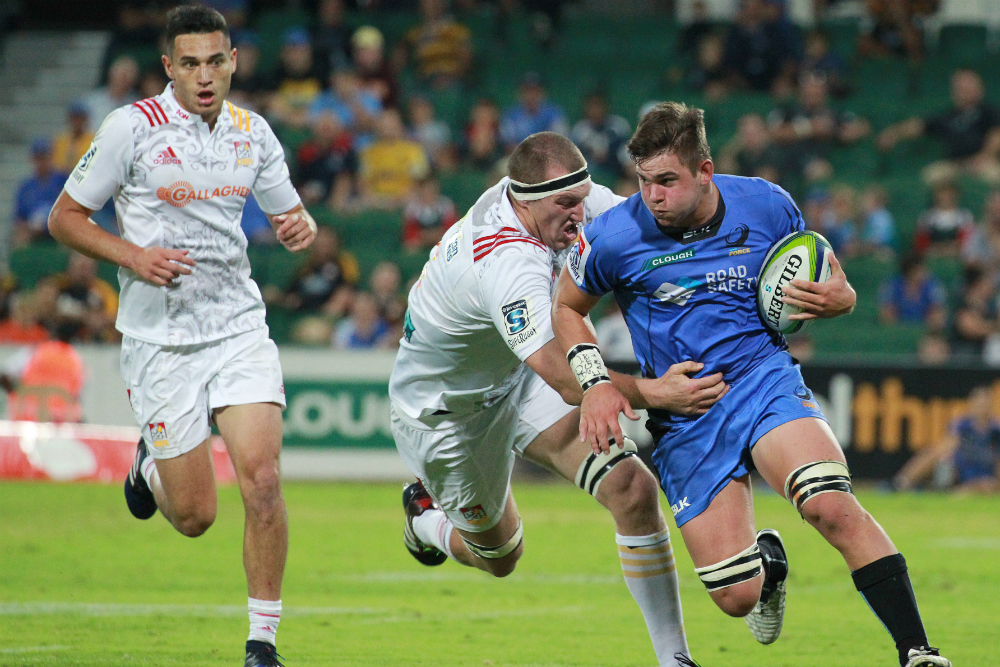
[627,102,711,174]
[508,132,586,186]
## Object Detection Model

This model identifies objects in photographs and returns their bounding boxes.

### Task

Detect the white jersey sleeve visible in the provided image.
[479,244,555,362]
[583,182,626,222]
[251,121,300,215]
[64,108,133,211]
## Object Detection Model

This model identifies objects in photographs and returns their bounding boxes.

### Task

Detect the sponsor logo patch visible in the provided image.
[72,144,97,183]
[446,234,460,262]
[148,422,169,449]
[156,181,251,207]
[653,277,701,306]
[234,140,254,166]
[153,147,182,166]
[670,497,690,516]
[502,299,529,335]
[460,504,490,526]
[567,229,592,286]
[641,248,695,271]
[725,223,750,247]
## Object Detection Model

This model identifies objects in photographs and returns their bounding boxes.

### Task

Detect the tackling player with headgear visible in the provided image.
[552,101,951,667]
[48,5,316,666]
[390,131,729,666]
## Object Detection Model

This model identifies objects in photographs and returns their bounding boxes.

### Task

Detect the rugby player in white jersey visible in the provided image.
[47,6,315,666]
[390,131,728,667]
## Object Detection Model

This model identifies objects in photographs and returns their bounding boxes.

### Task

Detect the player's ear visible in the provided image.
[699,158,714,184]
[162,53,174,80]
[231,47,238,74]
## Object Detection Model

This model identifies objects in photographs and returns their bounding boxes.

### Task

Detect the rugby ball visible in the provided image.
[757,231,833,334]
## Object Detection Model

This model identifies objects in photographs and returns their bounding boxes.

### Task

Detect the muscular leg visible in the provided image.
[449,491,524,577]
[151,439,218,537]
[214,403,287,602]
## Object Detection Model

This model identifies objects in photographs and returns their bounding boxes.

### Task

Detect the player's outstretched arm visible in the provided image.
[783,252,856,321]
[269,203,317,252]
[48,190,195,287]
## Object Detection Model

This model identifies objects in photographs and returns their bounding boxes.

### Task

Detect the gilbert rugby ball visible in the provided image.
[757,230,833,334]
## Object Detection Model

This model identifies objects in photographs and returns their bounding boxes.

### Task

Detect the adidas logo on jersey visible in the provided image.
[153,147,182,166]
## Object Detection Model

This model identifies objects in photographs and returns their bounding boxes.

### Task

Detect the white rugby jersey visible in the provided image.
[389,177,623,425]
[64,84,301,346]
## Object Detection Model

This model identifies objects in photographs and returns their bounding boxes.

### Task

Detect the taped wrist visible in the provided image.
[567,343,611,392]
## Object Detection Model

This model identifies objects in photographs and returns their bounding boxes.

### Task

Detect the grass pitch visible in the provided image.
[1,479,997,666]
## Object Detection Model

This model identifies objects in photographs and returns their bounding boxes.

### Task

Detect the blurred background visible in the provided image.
[0,0,998,490]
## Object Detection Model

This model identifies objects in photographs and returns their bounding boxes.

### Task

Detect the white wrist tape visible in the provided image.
[567,343,612,392]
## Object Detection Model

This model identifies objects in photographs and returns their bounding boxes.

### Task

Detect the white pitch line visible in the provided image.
[0,646,70,654]
[0,603,386,617]
[936,537,1000,550]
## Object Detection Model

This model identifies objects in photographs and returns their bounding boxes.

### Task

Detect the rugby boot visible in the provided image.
[904,647,952,667]
[744,528,788,645]
[245,640,284,667]
[124,438,157,519]
[403,481,448,566]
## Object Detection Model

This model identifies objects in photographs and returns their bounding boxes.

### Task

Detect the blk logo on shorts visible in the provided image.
[460,504,490,526]
[148,422,169,449]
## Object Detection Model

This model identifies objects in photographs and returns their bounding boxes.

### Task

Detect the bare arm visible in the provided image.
[877,117,925,151]
[267,202,317,252]
[48,190,195,286]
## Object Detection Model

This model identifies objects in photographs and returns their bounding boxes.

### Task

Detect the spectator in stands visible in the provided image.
[722,0,799,95]
[878,69,1000,186]
[84,54,139,126]
[268,226,358,317]
[893,385,1000,493]
[500,72,568,152]
[460,97,503,170]
[51,101,94,175]
[228,29,266,111]
[800,29,850,98]
[679,0,716,59]
[13,138,66,248]
[240,193,276,247]
[717,112,788,186]
[914,180,975,257]
[857,0,937,62]
[856,184,896,258]
[402,173,458,252]
[313,0,351,73]
[396,0,474,91]
[681,32,730,100]
[369,260,407,329]
[878,251,948,331]
[803,184,856,257]
[53,252,119,343]
[768,71,870,182]
[0,292,50,345]
[2,321,85,424]
[358,109,431,210]
[949,267,1000,363]
[963,190,1000,270]
[309,66,381,151]
[99,2,164,81]
[351,26,399,109]
[408,94,456,171]
[917,332,951,364]
[296,112,358,212]
[262,27,327,130]
[570,90,631,181]
[332,290,394,349]
[201,0,247,30]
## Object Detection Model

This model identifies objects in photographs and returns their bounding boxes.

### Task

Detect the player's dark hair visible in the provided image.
[508,132,586,185]
[627,102,711,174]
[164,5,230,55]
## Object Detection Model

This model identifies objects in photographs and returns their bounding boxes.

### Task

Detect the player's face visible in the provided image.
[525,180,592,251]
[636,151,714,228]
[163,31,236,124]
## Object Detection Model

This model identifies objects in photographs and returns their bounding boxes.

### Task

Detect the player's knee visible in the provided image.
[598,458,660,519]
[173,505,216,537]
[479,544,524,578]
[463,520,524,577]
[239,460,283,512]
[710,579,762,617]
[784,460,855,533]
[801,491,866,538]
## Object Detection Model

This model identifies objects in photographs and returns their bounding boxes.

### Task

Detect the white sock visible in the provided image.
[248,597,281,646]
[140,454,158,489]
[617,529,690,666]
[413,509,455,560]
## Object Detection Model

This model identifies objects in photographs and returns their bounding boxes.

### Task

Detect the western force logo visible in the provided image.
[148,422,169,449]
[234,141,254,166]
[653,277,700,306]
[153,147,182,166]
[641,248,695,271]
[502,299,530,335]
[156,181,251,207]
[72,144,97,183]
[725,224,750,247]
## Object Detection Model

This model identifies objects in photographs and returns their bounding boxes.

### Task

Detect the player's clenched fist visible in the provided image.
[131,246,196,286]
[274,210,317,252]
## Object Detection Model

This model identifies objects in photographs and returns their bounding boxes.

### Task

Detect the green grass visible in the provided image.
[1,481,997,666]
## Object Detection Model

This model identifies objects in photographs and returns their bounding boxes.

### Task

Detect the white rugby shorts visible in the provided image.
[121,327,286,459]
[391,368,574,532]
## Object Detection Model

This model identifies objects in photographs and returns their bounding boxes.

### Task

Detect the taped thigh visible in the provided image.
[574,436,638,497]
[462,520,524,560]
[784,460,852,514]
[693,543,762,591]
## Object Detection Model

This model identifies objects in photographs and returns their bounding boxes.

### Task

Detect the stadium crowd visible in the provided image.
[3,0,1000,365]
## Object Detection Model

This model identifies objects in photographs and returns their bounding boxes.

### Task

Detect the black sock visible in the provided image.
[851,553,928,666]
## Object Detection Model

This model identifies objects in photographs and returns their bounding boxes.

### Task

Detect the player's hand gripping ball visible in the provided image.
[757,231,833,334]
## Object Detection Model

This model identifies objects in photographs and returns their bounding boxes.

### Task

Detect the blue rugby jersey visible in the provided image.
[567,174,805,423]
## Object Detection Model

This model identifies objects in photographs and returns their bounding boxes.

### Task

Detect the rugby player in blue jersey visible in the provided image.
[552,102,951,667]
